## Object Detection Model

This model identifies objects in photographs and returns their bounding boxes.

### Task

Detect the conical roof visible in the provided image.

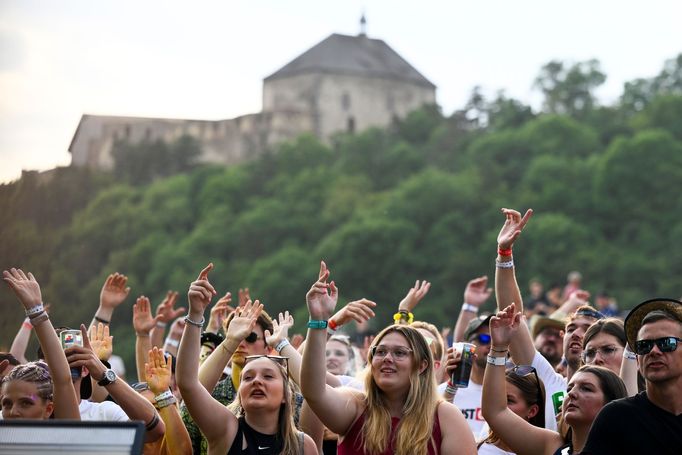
[265,33,435,88]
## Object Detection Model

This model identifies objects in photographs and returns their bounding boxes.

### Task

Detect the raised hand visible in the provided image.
[3,268,42,310]
[155,291,185,324]
[290,333,304,349]
[238,288,251,308]
[497,208,533,250]
[398,280,431,313]
[187,263,216,313]
[100,273,131,309]
[265,311,294,349]
[464,276,493,308]
[145,347,172,395]
[489,303,522,348]
[207,292,234,333]
[330,298,376,328]
[167,317,186,339]
[306,261,339,320]
[225,299,263,343]
[133,296,161,336]
[89,322,113,361]
[444,346,463,378]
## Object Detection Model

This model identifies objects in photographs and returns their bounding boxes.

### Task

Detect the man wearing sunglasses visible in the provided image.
[582,298,682,455]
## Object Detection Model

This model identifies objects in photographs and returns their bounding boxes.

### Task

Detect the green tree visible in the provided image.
[534,59,606,118]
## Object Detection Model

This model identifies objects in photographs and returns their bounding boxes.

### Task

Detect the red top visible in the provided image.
[337,407,442,455]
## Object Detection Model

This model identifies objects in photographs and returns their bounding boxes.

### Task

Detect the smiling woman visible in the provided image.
[300,261,476,455]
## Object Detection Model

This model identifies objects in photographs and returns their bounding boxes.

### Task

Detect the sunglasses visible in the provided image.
[634,337,682,355]
[244,355,289,368]
[371,345,413,360]
[468,333,491,345]
[575,308,605,320]
[244,332,263,344]
[509,365,542,404]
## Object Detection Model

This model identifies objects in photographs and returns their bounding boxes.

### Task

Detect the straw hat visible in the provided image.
[624,298,682,348]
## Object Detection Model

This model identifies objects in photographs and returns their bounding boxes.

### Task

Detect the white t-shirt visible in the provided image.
[438,379,486,436]
[337,374,364,391]
[79,399,128,421]
[531,350,567,431]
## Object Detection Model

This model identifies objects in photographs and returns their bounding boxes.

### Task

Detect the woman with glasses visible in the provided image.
[482,303,627,455]
[177,264,316,455]
[478,365,545,454]
[301,262,476,455]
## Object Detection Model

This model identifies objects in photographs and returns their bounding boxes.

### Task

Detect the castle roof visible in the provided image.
[264,33,435,88]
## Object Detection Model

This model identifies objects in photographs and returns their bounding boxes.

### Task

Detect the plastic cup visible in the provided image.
[451,342,476,388]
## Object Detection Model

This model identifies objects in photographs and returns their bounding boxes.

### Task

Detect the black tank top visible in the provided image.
[227,417,303,455]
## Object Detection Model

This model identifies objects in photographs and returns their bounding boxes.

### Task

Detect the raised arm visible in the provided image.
[176,263,235,446]
[396,280,430,324]
[9,316,34,364]
[482,303,561,455]
[3,268,80,420]
[198,299,263,392]
[620,343,639,396]
[150,291,184,349]
[90,273,130,330]
[66,324,164,441]
[453,276,493,342]
[146,347,192,454]
[133,296,161,382]
[88,322,114,403]
[300,261,362,436]
[265,311,303,385]
[495,208,537,365]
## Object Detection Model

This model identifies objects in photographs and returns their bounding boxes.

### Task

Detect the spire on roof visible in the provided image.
[359,14,367,37]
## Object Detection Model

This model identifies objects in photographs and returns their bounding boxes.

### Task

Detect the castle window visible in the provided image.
[347,116,355,133]
[342,92,351,111]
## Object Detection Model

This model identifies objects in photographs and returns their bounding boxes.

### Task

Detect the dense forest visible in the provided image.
[1,55,681,371]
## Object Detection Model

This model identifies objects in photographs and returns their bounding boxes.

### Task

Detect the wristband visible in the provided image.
[623,347,637,360]
[156,396,177,409]
[25,303,44,317]
[275,339,290,353]
[462,303,478,314]
[327,319,339,334]
[155,321,167,328]
[164,338,179,348]
[491,346,509,353]
[22,319,33,330]
[445,382,459,396]
[28,312,49,326]
[307,320,328,330]
[184,315,205,328]
[145,413,160,432]
[497,247,513,257]
[393,311,414,325]
[94,315,110,325]
[154,390,174,402]
[487,355,507,366]
[495,259,514,269]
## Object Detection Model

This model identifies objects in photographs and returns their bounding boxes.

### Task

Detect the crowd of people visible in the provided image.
[1,208,681,454]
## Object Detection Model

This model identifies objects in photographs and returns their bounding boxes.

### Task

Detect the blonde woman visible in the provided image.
[301,262,475,455]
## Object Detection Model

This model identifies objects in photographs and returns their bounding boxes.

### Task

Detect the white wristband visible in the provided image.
[462,303,478,313]
[275,339,290,353]
[155,321,167,328]
[154,390,174,403]
[25,303,45,317]
[487,355,507,366]
[496,259,514,269]
[164,338,179,348]
[623,349,637,360]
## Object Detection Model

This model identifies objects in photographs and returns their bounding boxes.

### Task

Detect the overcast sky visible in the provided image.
[1,0,680,183]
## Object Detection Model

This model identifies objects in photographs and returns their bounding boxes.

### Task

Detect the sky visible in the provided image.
[1,0,680,183]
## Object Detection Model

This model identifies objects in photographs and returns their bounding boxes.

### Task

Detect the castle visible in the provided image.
[68,23,436,170]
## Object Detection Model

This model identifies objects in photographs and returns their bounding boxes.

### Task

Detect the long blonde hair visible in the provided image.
[361,324,440,455]
[228,359,301,455]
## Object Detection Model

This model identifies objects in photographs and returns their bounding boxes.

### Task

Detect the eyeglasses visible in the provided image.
[509,365,542,404]
[468,333,491,345]
[634,337,682,355]
[581,345,621,363]
[244,355,289,368]
[244,332,262,344]
[371,345,413,360]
